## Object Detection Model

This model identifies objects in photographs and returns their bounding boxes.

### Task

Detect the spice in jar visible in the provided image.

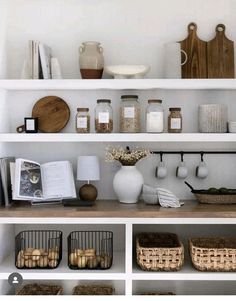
[120,95,141,133]
[76,108,90,133]
[168,108,182,133]
[146,99,164,133]
[95,99,113,133]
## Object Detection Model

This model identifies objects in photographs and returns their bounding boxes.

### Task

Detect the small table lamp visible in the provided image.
[77,156,100,202]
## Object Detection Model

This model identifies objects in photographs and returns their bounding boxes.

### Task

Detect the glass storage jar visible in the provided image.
[120,95,141,133]
[76,108,90,133]
[95,99,113,133]
[146,99,164,133]
[168,107,182,133]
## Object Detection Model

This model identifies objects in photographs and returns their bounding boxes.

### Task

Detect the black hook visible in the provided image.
[160,152,163,162]
[201,151,204,162]
[181,151,184,162]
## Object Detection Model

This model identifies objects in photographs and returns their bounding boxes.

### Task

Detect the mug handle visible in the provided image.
[99,46,103,53]
[181,50,188,66]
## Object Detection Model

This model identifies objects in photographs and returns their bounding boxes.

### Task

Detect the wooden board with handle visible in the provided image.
[32,96,70,132]
[180,22,207,78]
[207,24,235,78]
[17,96,70,133]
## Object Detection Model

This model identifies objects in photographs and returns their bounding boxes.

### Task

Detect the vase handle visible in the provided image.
[99,46,103,53]
[79,45,84,54]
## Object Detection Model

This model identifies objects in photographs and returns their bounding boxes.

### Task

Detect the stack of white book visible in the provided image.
[22,41,62,80]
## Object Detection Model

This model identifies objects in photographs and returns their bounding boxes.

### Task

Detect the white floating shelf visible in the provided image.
[1,133,236,143]
[0,79,236,91]
[0,252,125,280]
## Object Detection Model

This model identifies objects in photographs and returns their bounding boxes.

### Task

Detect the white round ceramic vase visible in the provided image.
[113,166,144,204]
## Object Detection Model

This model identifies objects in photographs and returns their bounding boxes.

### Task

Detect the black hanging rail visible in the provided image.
[151,151,236,155]
[125,146,236,156]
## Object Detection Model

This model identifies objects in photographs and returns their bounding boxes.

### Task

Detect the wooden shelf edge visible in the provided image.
[1,200,236,219]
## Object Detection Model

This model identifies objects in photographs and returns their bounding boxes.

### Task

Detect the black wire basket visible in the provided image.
[15,230,62,269]
[68,231,113,270]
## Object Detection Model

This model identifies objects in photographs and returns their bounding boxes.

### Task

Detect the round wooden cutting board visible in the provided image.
[32,96,70,133]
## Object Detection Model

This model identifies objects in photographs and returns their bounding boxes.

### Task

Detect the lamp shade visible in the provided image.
[77,156,100,181]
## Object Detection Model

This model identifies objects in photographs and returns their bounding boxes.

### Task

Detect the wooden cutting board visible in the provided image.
[31,96,70,133]
[207,24,235,78]
[180,23,207,78]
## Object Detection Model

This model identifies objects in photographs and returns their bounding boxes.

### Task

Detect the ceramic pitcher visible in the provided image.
[164,42,187,78]
[79,41,104,79]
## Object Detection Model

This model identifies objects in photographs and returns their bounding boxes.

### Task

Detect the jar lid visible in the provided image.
[77,108,89,112]
[97,99,111,104]
[169,107,181,111]
[121,95,138,100]
[148,99,162,104]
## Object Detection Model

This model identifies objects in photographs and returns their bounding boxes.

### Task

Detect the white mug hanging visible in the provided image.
[196,153,208,179]
[176,153,188,179]
[164,42,187,79]
[155,153,167,179]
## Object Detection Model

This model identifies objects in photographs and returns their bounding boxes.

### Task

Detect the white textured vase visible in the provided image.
[198,104,228,133]
[113,166,144,204]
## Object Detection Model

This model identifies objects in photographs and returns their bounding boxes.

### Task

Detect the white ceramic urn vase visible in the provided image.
[113,166,144,204]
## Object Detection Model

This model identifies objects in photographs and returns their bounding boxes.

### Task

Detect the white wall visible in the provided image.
[0,281,12,296]
[0,224,14,263]
[5,0,236,79]
[0,0,7,78]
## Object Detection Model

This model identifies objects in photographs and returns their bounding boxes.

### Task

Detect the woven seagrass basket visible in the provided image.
[16,284,63,295]
[72,285,114,295]
[189,237,236,271]
[141,292,175,295]
[136,232,184,271]
[194,193,236,204]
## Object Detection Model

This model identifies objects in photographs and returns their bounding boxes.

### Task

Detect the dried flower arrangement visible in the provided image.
[106,146,150,166]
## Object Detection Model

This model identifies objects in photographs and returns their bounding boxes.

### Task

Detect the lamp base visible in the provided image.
[79,184,98,202]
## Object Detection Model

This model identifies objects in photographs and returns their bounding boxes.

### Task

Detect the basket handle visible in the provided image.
[185,181,194,191]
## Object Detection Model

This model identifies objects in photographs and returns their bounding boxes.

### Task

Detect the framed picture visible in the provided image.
[24,117,38,133]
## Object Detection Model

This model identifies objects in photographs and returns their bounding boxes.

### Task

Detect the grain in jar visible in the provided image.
[120,95,141,133]
[168,108,182,133]
[95,99,113,133]
[76,108,90,133]
[146,99,164,133]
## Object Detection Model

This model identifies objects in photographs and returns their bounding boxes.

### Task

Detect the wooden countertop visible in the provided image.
[0,200,236,218]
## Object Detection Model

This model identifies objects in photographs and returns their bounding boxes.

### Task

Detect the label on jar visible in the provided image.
[98,112,109,123]
[77,117,87,129]
[146,112,164,132]
[170,118,181,129]
[124,107,135,118]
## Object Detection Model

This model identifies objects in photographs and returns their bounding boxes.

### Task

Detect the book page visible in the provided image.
[41,161,76,199]
[14,158,43,200]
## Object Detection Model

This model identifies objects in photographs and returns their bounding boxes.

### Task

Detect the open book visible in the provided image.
[11,159,76,202]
